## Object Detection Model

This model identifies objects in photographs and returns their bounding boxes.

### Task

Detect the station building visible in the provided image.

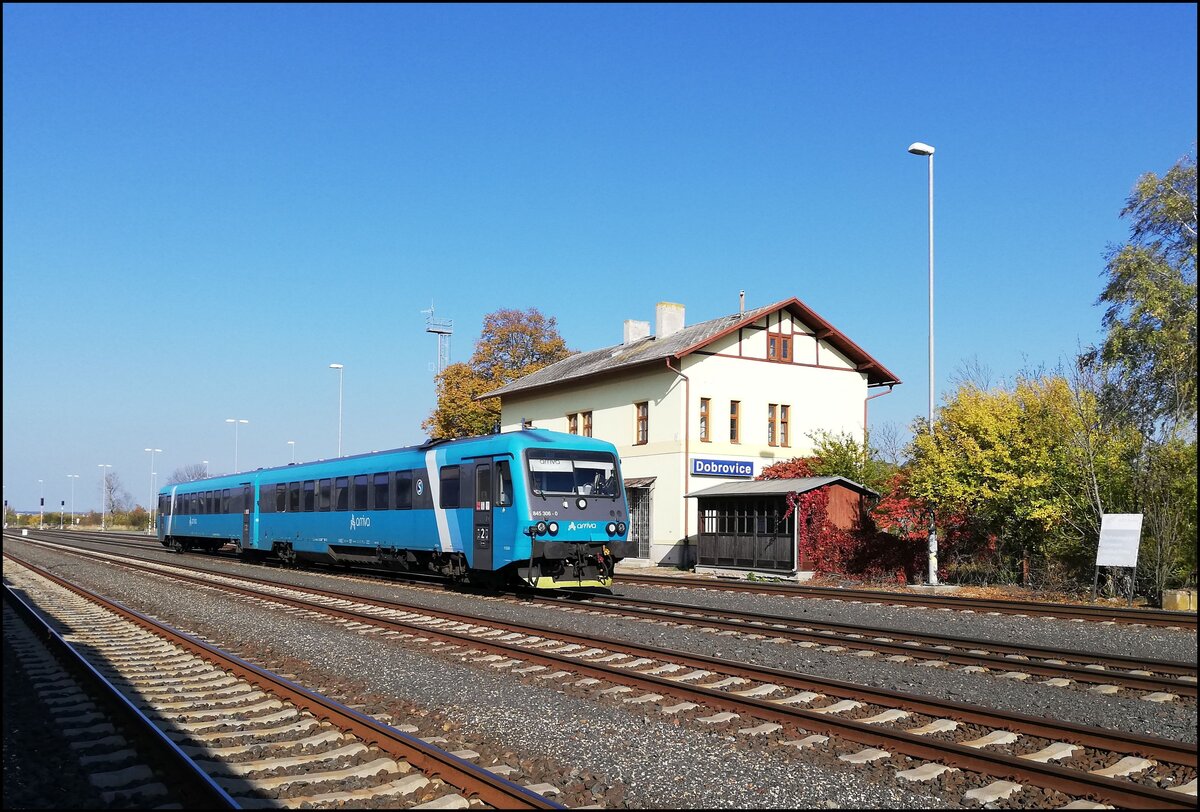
[480,296,900,572]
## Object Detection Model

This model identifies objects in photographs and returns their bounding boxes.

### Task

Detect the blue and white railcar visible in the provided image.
[158,429,632,589]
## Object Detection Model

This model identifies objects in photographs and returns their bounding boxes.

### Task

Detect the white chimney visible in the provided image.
[655,302,685,339]
[739,290,745,315]
[623,319,651,345]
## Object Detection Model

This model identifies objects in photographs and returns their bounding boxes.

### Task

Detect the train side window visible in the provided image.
[222,488,231,514]
[333,477,349,511]
[352,475,368,510]
[496,461,513,507]
[371,473,390,510]
[439,466,460,509]
[318,479,332,511]
[475,465,491,510]
[288,481,300,512]
[207,491,216,514]
[395,471,412,510]
[230,489,242,514]
[303,481,316,512]
[275,484,286,512]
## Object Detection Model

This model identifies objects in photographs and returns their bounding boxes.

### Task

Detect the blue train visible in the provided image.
[157,428,633,589]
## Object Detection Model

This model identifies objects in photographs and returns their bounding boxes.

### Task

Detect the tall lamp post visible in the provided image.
[288,440,296,464]
[144,448,162,534]
[98,464,112,531]
[225,419,249,472]
[38,479,44,529]
[68,474,79,529]
[329,363,344,457]
[908,140,938,585]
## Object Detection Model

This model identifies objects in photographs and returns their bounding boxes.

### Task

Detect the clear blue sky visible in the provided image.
[4,3,1196,513]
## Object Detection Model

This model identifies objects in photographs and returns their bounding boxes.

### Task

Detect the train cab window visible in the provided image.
[352,475,368,510]
[333,477,349,511]
[275,484,286,512]
[395,471,412,510]
[318,479,332,511]
[159,494,171,516]
[303,481,316,512]
[439,466,460,509]
[288,481,300,512]
[496,461,513,507]
[371,473,390,510]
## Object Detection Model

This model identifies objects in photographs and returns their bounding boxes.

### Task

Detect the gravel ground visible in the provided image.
[5,537,1197,808]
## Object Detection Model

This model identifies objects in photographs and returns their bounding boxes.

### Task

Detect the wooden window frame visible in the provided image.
[767,331,792,363]
[582,411,592,437]
[699,398,711,442]
[567,413,578,435]
[780,404,790,447]
[730,400,740,444]
[635,402,649,445]
[767,403,778,447]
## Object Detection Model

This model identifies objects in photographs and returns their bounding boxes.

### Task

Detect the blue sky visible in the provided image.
[3,3,1196,513]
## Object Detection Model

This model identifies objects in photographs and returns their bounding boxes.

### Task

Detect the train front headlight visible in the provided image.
[548,522,559,536]
[606,522,617,536]
[535,521,548,536]
[616,522,627,536]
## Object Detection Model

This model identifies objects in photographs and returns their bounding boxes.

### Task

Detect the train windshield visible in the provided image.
[527,450,620,498]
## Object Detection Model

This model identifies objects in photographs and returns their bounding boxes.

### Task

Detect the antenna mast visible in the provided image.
[421,302,453,376]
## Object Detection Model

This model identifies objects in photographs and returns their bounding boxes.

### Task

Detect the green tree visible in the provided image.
[804,429,896,496]
[424,308,573,438]
[1084,152,1197,438]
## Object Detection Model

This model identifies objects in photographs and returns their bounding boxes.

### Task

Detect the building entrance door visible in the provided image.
[627,487,652,559]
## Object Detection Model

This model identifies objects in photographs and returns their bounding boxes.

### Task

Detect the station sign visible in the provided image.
[691,458,754,478]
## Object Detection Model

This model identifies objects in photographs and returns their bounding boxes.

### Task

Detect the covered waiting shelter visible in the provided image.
[685,477,879,575]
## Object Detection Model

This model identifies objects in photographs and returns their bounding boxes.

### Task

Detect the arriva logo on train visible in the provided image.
[349,514,371,529]
[567,521,598,531]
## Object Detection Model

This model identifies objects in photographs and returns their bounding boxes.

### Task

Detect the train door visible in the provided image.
[472,462,493,571]
[241,483,253,549]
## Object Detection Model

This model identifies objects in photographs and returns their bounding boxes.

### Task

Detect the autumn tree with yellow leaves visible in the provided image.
[423,308,573,439]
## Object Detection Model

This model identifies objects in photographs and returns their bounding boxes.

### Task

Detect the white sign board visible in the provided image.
[1096,513,1143,568]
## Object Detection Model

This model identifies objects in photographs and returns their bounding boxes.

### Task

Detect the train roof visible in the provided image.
[159,428,617,493]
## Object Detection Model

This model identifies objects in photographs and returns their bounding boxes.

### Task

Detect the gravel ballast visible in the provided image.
[5,537,1197,807]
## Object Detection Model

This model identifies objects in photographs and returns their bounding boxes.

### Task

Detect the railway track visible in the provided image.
[8,537,1196,808]
[617,571,1199,630]
[34,527,1198,630]
[3,553,562,810]
[22,531,1197,700]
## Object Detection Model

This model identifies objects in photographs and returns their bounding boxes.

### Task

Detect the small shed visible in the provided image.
[685,477,879,576]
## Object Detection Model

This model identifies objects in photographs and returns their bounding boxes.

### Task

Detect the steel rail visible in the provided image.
[18,542,1194,776]
[616,572,1199,629]
[3,583,239,809]
[3,553,561,811]
[542,590,1198,693]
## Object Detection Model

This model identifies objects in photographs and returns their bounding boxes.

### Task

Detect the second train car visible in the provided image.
[157,428,633,589]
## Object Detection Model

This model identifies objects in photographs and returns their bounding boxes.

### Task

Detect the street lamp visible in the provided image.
[908,140,938,585]
[68,474,79,529]
[144,448,162,534]
[38,479,44,529]
[329,364,344,457]
[288,440,296,464]
[202,460,209,477]
[98,464,112,531]
[225,419,249,472]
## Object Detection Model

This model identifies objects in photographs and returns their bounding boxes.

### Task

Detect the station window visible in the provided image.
[568,413,578,435]
[582,411,592,437]
[780,405,790,447]
[699,398,711,442]
[635,402,649,445]
[730,400,740,443]
[767,331,792,363]
[768,404,778,447]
